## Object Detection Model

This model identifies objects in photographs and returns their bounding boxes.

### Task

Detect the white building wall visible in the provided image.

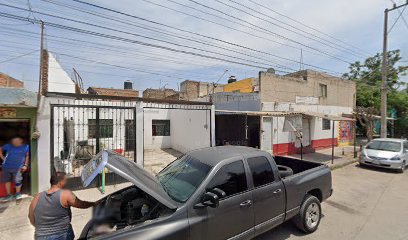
[36,96,53,192]
[262,102,353,145]
[170,109,211,153]
[143,108,172,150]
[47,53,76,93]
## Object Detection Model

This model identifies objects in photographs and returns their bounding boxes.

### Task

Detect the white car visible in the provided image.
[359,138,408,173]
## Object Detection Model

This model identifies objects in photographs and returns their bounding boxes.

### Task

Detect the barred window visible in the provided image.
[152,120,170,136]
[322,119,331,130]
[88,119,113,138]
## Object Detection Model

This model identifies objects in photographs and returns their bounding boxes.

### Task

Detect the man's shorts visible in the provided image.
[1,168,23,187]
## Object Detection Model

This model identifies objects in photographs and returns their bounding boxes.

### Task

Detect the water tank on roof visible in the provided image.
[266,68,275,74]
[124,80,133,90]
[228,75,237,84]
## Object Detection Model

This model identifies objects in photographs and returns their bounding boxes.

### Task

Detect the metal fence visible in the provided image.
[50,100,136,190]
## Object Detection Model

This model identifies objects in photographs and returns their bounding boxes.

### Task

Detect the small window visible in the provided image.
[88,119,113,138]
[207,161,247,198]
[404,142,408,151]
[247,157,274,187]
[319,84,327,98]
[152,120,170,136]
[322,119,331,130]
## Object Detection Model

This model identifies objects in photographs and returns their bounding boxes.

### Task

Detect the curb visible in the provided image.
[329,159,358,171]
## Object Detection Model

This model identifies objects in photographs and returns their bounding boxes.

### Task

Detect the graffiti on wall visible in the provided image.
[338,121,353,145]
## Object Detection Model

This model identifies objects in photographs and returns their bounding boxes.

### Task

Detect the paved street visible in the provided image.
[257,164,408,240]
[1,163,407,240]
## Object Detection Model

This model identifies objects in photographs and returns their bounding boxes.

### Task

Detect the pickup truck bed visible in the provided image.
[275,156,332,220]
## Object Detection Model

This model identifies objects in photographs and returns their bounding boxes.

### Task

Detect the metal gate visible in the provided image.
[50,102,136,190]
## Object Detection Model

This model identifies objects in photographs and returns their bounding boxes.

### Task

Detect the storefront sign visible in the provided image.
[0,108,17,118]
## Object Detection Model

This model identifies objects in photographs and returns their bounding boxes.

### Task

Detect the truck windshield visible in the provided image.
[157,155,212,203]
[366,141,401,152]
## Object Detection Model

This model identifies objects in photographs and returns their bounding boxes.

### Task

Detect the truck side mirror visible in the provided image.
[210,188,226,199]
[194,192,219,209]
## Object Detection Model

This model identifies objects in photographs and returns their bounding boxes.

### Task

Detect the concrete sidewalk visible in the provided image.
[289,146,358,169]
[0,183,131,240]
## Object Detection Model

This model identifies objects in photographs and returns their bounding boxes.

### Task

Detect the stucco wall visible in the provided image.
[260,70,356,108]
[224,78,258,93]
[143,108,172,150]
[143,103,213,152]
[170,109,212,153]
[212,92,261,111]
[47,53,76,93]
[261,102,353,154]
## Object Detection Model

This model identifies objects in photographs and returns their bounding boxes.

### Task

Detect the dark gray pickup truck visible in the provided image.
[79,146,332,240]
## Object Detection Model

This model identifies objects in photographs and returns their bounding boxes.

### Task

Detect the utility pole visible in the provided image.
[37,20,45,96]
[380,1,408,138]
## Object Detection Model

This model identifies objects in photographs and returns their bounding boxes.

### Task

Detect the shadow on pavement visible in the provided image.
[0,203,8,213]
[254,221,303,240]
[356,163,401,174]
[254,214,326,240]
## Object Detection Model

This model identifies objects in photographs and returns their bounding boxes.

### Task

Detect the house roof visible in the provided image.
[88,87,138,98]
[0,88,37,107]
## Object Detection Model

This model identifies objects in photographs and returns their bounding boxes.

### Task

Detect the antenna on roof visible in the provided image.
[72,68,84,93]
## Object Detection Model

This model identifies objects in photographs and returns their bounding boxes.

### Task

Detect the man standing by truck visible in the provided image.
[0,136,30,202]
[28,172,97,240]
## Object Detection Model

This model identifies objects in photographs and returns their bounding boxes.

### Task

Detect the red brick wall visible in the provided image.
[0,74,24,88]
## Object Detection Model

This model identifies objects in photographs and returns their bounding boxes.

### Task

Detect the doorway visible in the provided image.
[215,114,260,148]
[0,120,31,196]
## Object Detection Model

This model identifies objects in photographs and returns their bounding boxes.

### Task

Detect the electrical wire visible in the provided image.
[0,49,39,64]
[69,0,353,67]
[246,0,371,56]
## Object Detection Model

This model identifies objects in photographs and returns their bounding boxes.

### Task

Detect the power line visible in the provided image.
[163,0,353,63]
[65,0,343,72]
[0,4,297,72]
[0,12,279,70]
[0,27,226,68]
[388,5,407,34]
[390,0,408,31]
[25,1,295,71]
[246,0,372,56]
[207,0,367,58]
[0,49,38,64]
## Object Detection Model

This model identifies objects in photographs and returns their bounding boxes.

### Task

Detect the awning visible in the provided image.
[215,110,303,117]
[342,113,395,121]
[302,111,355,121]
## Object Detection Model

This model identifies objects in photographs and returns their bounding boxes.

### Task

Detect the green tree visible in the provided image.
[343,50,408,137]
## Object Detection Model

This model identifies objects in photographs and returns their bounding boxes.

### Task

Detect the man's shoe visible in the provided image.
[0,195,13,202]
[15,193,23,201]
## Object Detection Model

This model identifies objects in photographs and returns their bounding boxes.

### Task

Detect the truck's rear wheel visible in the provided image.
[293,194,321,233]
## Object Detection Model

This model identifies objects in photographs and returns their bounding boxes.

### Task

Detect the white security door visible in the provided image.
[261,117,273,152]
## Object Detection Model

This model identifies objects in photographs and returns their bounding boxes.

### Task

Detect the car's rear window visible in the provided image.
[366,141,402,152]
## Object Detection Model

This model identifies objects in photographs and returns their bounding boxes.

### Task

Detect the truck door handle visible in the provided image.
[240,200,252,207]
[273,189,282,194]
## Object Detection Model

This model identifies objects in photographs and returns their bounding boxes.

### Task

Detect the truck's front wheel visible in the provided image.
[293,194,321,233]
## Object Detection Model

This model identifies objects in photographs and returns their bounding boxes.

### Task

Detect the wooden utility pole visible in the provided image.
[381,1,408,138]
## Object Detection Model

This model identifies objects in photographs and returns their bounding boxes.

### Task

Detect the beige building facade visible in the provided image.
[260,70,356,108]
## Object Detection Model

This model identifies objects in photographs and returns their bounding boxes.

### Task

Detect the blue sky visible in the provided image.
[0,0,407,93]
